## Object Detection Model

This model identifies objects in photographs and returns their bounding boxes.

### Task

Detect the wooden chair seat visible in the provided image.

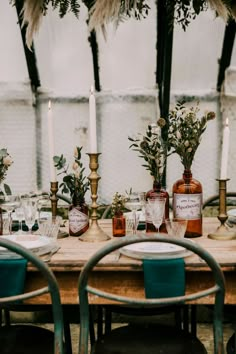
[94,324,207,354]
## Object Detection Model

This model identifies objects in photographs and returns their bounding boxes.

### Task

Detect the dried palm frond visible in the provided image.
[21,0,44,49]
[10,0,236,49]
[207,0,230,20]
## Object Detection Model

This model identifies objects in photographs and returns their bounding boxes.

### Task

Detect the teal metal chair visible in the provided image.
[0,238,64,354]
[78,235,225,354]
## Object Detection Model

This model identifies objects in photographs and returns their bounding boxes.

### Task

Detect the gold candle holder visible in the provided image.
[80,153,110,242]
[50,181,58,218]
[208,179,236,240]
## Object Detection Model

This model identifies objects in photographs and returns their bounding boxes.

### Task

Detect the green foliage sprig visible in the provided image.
[111,192,126,216]
[168,101,215,170]
[0,148,13,195]
[128,119,167,183]
[53,146,90,202]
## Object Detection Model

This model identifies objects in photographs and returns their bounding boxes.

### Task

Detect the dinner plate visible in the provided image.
[120,241,192,260]
[0,234,57,259]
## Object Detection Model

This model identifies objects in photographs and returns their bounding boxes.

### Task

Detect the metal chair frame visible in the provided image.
[0,238,64,354]
[78,235,225,354]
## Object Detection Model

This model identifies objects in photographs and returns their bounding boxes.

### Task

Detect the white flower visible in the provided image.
[187,147,192,152]
[184,141,189,147]
[3,156,13,167]
[176,131,181,139]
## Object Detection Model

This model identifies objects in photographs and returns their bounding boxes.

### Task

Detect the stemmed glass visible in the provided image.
[125,192,142,234]
[15,199,25,234]
[165,218,187,238]
[148,197,166,234]
[0,195,21,234]
[36,192,50,221]
[22,197,37,234]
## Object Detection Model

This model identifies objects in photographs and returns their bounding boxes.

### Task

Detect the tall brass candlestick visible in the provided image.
[80,153,110,242]
[50,181,58,218]
[208,179,236,240]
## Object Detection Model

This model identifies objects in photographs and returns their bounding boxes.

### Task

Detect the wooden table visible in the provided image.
[25,218,236,305]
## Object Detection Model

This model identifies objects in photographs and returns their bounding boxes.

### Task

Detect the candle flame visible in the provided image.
[48,100,51,110]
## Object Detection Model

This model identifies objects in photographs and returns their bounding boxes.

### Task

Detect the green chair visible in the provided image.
[0,238,64,354]
[78,235,225,354]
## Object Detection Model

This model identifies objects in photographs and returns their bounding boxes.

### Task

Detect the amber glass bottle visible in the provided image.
[145,180,169,233]
[68,195,89,237]
[172,170,202,238]
[112,211,126,237]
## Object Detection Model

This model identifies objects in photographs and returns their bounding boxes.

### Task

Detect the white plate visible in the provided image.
[120,241,192,260]
[0,234,57,259]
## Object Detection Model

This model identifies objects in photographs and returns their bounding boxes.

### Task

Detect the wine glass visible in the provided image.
[15,200,25,234]
[37,192,50,221]
[148,197,166,234]
[125,192,142,234]
[0,195,21,234]
[165,218,187,238]
[22,197,37,234]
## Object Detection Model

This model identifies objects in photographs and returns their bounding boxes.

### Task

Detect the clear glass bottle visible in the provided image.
[112,211,126,237]
[68,195,89,237]
[145,180,169,233]
[172,169,202,238]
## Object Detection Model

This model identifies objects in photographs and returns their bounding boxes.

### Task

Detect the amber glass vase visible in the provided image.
[68,196,89,237]
[112,211,126,237]
[172,169,202,238]
[145,180,169,233]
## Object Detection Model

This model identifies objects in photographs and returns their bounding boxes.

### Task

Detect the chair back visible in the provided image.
[78,235,225,354]
[0,238,64,354]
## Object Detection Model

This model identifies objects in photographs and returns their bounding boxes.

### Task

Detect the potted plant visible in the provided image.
[168,101,215,237]
[111,192,126,237]
[54,146,90,237]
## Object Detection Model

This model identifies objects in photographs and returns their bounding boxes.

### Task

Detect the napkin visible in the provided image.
[143,258,185,298]
[0,259,27,297]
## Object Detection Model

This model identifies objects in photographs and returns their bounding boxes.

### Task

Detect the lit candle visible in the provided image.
[47,100,57,182]
[220,118,230,180]
[89,85,97,153]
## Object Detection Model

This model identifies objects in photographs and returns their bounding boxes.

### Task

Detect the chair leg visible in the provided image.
[97,306,103,340]
[89,306,96,344]
[104,307,112,335]
[64,320,72,354]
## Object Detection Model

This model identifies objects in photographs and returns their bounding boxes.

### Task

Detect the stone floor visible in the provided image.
[41,321,234,353]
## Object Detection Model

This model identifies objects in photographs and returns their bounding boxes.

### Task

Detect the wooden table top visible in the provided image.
[44,218,236,272]
[25,217,236,305]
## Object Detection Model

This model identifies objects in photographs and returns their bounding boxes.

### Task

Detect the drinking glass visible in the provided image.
[0,195,21,234]
[15,203,25,234]
[165,218,187,238]
[37,192,50,221]
[148,197,166,234]
[22,197,37,233]
[125,192,142,234]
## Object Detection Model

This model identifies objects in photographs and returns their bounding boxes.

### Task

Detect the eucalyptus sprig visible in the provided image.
[168,101,215,170]
[128,119,167,183]
[0,148,13,195]
[53,146,90,202]
[111,192,126,216]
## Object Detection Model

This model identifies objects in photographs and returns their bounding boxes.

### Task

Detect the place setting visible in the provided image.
[0,192,62,261]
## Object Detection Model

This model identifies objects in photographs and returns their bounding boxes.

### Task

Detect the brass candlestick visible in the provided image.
[80,153,110,242]
[208,179,236,240]
[50,181,58,218]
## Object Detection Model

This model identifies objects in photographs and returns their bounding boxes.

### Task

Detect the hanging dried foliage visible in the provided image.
[9,0,236,48]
